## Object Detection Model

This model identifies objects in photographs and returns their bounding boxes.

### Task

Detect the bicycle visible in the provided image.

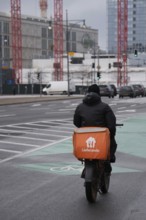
[73,124,123,203]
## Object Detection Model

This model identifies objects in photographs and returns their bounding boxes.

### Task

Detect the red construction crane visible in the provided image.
[117,0,128,86]
[53,0,63,81]
[10,0,22,84]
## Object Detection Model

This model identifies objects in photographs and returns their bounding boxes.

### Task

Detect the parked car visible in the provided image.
[144,87,146,96]
[99,84,114,98]
[130,84,141,97]
[119,85,136,98]
[131,84,146,97]
[110,84,117,96]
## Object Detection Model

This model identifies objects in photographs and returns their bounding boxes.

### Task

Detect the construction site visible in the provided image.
[0,0,146,95]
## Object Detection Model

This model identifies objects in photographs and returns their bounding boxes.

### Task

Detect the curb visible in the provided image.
[0,95,83,106]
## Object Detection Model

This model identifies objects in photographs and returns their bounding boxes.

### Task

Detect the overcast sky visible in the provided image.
[0,0,107,50]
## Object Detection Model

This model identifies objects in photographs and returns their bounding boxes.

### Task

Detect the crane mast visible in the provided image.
[117,0,128,86]
[53,0,63,81]
[10,0,22,84]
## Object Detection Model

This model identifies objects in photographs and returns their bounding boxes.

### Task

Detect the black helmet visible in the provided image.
[88,84,100,95]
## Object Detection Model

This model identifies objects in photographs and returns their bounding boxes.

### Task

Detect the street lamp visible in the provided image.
[65,10,86,96]
[48,10,86,96]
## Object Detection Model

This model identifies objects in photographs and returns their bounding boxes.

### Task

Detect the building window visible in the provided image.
[48,29,53,39]
[133,4,136,8]
[72,32,76,41]
[42,27,47,38]
[4,47,10,59]
[42,50,47,56]
[72,42,76,52]
[3,22,9,34]
[42,39,47,50]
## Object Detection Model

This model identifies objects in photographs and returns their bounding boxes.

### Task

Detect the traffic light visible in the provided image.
[92,63,95,68]
[108,63,111,69]
[134,50,138,57]
[97,72,101,79]
[37,72,40,79]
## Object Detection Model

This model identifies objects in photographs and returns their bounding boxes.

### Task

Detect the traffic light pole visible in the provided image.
[97,46,100,84]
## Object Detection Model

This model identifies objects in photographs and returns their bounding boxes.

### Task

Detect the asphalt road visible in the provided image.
[0,96,146,220]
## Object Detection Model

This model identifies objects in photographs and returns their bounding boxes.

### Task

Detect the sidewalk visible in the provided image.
[0,94,83,105]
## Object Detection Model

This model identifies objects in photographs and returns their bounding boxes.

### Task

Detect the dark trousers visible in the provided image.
[110,137,117,159]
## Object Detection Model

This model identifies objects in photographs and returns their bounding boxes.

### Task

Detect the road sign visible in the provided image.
[68,52,75,57]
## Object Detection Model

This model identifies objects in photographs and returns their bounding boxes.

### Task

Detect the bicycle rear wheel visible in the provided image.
[85,181,98,203]
[100,172,110,194]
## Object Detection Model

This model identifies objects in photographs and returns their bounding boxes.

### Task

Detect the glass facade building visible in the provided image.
[107,0,146,54]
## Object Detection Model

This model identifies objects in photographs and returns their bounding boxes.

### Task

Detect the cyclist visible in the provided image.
[73,84,117,173]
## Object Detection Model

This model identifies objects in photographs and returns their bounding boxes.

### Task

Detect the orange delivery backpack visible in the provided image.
[73,127,110,160]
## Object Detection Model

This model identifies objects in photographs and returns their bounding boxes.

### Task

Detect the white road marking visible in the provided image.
[109,103,117,106]
[117,109,136,113]
[0,140,40,147]
[0,137,71,164]
[0,128,68,138]
[7,125,73,133]
[117,107,126,110]
[31,104,41,107]
[71,103,78,106]
[0,134,53,142]
[58,108,75,111]
[45,111,72,114]
[0,148,21,154]
[0,118,72,128]
[24,123,74,130]
[29,121,74,127]
[0,114,16,118]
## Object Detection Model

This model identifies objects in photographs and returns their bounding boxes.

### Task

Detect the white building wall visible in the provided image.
[22,54,146,87]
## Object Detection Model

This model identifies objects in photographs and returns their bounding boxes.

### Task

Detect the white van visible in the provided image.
[42,81,75,95]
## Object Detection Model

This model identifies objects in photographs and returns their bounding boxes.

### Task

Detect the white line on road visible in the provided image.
[45,111,72,114]
[7,125,73,133]
[109,103,117,106]
[0,118,72,128]
[28,121,74,128]
[0,114,16,118]
[117,109,136,113]
[31,104,41,107]
[0,140,40,147]
[0,148,21,154]
[0,136,71,164]
[0,134,53,142]
[0,128,68,138]
[58,108,75,111]
[117,107,126,110]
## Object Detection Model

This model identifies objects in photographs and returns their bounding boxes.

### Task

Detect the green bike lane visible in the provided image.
[17,113,146,175]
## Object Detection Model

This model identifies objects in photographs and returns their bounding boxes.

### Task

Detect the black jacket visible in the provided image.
[73,92,116,137]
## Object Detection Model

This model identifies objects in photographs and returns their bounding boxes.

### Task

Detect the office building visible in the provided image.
[107,0,146,54]
[0,12,98,69]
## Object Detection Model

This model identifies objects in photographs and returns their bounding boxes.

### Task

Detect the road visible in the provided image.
[0,96,146,220]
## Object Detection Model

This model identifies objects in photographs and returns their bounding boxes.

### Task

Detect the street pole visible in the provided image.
[97,46,100,85]
[66,10,70,96]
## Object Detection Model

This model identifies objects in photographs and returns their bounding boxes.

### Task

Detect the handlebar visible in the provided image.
[116,123,124,126]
